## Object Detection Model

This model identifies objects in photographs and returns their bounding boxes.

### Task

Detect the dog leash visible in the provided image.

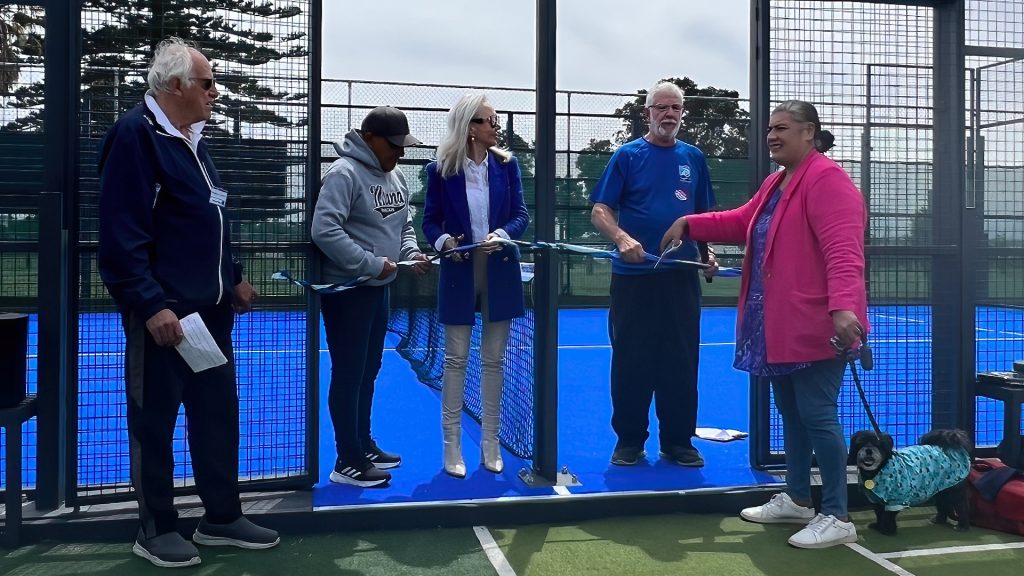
[832,334,883,438]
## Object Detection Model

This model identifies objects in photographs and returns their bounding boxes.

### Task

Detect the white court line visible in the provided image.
[61,335,1024,359]
[845,542,916,576]
[559,342,735,350]
[874,314,925,324]
[473,525,517,576]
[976,327,1024,336]
[876,313,1024,337]
[876,541,1024,559]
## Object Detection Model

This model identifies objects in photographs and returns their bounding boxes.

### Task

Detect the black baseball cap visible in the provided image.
[360,106,422,147]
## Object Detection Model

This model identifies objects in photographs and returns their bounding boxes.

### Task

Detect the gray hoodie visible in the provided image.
[312,129,421,286]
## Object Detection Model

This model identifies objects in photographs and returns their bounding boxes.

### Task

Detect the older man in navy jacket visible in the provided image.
[98,38,278,568]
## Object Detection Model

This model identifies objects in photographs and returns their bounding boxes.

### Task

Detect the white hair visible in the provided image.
[147,37,196,94]
[435,92,490,179]
[644,81,684,106]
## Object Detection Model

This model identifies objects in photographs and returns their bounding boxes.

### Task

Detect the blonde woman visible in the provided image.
[422,93,529,477]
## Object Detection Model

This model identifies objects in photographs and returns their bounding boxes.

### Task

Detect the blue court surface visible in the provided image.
[313,307,776,509]
[4,306,1021,508]
[311,305,1024,509]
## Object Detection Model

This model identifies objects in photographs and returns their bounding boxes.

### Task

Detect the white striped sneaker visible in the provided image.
[329,462,391,487]
[364,440,401,470]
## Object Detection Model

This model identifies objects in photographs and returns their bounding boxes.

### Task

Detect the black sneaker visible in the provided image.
[193,516,280,549]
[610,445,645,466]
[330,461,391,487]
[364,439,401,469]
[660,445,705,467]
[133,529,201,568]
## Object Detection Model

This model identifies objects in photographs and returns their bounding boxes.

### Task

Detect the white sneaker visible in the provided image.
[788,514,858,549]
[740,493,816,524]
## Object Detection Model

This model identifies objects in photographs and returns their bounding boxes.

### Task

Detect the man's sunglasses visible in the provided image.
[190,77,216,91]
[471,115,501,129]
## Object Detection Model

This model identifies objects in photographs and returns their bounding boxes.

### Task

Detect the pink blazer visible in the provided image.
[687,151,868,363]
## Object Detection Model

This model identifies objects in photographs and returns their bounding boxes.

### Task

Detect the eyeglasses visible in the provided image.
[470,115,501,129]
[190,77,216,91]
[648,103,683,113]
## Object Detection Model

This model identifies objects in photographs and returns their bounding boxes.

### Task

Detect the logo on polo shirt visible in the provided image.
[675,189,688,201]
[679,164,692,183]
[370,184,406,218]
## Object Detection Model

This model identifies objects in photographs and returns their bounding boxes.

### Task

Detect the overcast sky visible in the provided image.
[321,0,750,96]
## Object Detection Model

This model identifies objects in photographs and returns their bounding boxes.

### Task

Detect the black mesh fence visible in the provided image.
[767,1,941,456]
[0,2,45,492]
[968,0,1024,445]
[388,267,536,459]
[765,0,1024,459]
[321,81,751,461]
[321,81,751,304]
[70,0,313,499]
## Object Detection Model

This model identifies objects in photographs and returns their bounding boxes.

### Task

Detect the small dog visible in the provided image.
[849,429,972,535]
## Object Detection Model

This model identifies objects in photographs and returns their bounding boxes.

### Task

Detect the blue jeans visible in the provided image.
[771,358,847,518]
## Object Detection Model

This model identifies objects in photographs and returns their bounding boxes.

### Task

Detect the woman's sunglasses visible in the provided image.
[470,115,501,129]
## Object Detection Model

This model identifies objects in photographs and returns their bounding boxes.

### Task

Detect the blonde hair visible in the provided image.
[436,93,504,178]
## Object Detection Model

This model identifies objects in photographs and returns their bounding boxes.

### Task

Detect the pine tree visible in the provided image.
[3,0,309,134]
[1,5,45,128]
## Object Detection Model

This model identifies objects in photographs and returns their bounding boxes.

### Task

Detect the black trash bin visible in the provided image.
[0,313,28,409]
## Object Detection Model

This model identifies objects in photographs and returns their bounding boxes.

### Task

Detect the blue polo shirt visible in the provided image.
[590,137,715,275]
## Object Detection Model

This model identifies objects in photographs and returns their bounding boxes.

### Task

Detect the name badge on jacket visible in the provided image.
[209,186,228,207]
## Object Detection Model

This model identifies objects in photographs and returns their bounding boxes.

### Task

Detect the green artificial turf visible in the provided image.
[2,508,1023,576]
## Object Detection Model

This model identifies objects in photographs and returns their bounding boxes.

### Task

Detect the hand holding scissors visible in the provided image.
[654,239,682,269]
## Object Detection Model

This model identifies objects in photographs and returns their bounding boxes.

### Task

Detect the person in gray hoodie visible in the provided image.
[312,106,429,487]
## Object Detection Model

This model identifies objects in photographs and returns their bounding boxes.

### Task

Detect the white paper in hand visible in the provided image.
[175,312,228,373]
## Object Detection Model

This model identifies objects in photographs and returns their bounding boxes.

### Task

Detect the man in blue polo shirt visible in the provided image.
[590,81,717,467]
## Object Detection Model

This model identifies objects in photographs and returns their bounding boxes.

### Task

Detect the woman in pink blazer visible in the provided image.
[662,100,868,549]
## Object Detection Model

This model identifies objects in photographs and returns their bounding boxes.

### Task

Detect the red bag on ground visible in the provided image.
[968,458,1024,535]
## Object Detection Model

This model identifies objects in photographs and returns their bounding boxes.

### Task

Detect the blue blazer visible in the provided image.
[422,153,530,325]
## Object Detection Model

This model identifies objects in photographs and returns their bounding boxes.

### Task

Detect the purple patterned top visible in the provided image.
[733,187,812,376]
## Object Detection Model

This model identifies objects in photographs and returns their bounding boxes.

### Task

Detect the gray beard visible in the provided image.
[652,122,681,140]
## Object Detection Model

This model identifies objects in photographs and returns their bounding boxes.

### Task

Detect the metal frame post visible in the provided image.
[305,0,323,483]
[748,0,775,469]
[931,0,969,430]
[37,0,81,510]
[532,0,559,482]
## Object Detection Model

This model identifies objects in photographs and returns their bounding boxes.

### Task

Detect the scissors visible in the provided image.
[653,239,683,270]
